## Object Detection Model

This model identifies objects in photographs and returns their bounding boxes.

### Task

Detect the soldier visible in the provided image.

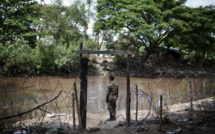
[106,75,118,121]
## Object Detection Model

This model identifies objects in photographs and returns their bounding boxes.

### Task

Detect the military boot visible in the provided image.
[106,112,113,121]
[112,115,116,121]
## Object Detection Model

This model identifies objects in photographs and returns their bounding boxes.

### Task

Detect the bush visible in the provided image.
[91,57,97,63]
[0,39,35,75]
[0,38,81,76]
[113,55,127,69]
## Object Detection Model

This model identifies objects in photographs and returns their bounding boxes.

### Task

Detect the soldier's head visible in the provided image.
[109,75,114,81]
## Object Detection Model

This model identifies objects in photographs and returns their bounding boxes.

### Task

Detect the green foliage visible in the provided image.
[84,38,98,50]
[91,56,98,63]
[0,0,97,76]
[167,5,215,65]
[56,127,64,134]
[0,39,35,75]
[36,0,88,46]
[152,101,169,120]
[0,0,40,47]
[98,30,117,50]
[2,0,214,75]
[187,6,215,54]
[0,0,96,76]
[0,121,5,132]
[0,121,14,133]
[94,0,192,62]
[53,43,80,70]
[0,38,82,76]
[34,39,57,75]
[113,55,127,69]
[36,126,49,133]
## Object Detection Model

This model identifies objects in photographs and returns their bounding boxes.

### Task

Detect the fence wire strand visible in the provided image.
[0,61,215,132]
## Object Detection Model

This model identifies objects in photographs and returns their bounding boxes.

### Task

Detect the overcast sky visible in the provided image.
[37,0,215,7]
[185,0,215,7]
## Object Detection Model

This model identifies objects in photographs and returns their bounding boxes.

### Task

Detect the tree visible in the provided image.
[0,0,98,76]
[171,5,215,66]
[95,30,115,51]
[0,39,37,75]
[94,0,189,62]
[0,0,40,47]
[33,0,96,73]
[35,0,90,46]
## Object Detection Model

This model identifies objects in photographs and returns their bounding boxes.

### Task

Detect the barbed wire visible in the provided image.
[0,61,215,132]
[123,62,215,123]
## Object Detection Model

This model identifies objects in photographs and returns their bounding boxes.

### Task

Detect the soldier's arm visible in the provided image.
[116,84,119,98]
[106,86,111,102]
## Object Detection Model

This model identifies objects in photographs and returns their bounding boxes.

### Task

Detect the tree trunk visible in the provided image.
[198,52,206,67]
[141,51,151,63]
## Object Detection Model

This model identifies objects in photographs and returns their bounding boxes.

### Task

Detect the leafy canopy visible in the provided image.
[177,6,215,54]
[94,0,189,61]
[0,0,40,47]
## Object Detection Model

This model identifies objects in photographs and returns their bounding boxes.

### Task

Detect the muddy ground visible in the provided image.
[6,97,215,134]
[12,110,215,134]
[67,110,215,134]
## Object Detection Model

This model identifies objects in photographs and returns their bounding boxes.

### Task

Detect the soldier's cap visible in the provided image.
[109,75,114,81]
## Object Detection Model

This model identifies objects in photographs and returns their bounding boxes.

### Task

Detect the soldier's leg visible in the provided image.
[111,99,116,120]
[107,102,113,121]
[108,101,112,113]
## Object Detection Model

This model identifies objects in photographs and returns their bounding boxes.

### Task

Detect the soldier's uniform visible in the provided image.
[106,81,118,120]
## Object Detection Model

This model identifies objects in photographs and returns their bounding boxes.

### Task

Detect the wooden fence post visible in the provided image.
[189,81,193,113]
[160,95,163,132]
[80,43,83,62]
[126,54,131,127]
[135,85,138,122]
[77,48,136,129]
[80,57,88,129]
[72,93,76,130]
[73,82,82,129]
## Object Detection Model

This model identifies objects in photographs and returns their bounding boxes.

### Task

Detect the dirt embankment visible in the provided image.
[88,56,215,77]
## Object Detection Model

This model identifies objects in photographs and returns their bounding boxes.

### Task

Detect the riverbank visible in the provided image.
[1,56,215,77]
[87,56,215,77]
[7,96,215,134]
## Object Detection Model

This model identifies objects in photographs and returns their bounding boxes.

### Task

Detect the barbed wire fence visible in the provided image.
[0,59,215,133]
[118,62,215,126]
[0,67,81,133]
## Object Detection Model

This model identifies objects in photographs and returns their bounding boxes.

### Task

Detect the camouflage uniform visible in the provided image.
[106,81,118,119]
